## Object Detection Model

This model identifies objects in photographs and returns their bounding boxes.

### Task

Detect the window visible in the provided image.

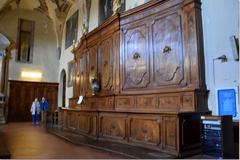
[16,19,35,63]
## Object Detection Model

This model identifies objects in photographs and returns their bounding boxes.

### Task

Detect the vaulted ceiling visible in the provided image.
[0,0,89,50]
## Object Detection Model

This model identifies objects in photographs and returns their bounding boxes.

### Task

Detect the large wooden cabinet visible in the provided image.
[64,0,208,157]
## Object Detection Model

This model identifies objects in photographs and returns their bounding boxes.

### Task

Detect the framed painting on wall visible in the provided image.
[67,60,74,87]
[65,10,78,49]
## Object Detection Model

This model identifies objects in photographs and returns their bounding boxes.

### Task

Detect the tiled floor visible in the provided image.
[0,122,125,159]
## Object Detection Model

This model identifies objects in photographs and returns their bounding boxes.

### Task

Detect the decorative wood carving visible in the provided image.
[100,37,113,91]
[162,116,178,151]
[123,25,150,89]
[88,45,98,84]
[99,114,127,140]
[152,13,184,86]
[129,116,161,145]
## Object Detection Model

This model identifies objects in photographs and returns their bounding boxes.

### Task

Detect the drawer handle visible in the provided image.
[133,52,141,60]
[163,46,171,54]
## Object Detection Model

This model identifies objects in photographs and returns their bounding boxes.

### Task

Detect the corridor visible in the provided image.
[0,123,124,159]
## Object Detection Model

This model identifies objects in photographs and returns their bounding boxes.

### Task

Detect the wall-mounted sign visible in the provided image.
[217,88,237,117]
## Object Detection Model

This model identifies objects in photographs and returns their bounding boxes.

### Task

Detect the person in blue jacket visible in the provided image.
[40,97,48,126]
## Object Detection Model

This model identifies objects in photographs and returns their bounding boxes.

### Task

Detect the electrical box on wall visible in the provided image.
[216,87,239,120]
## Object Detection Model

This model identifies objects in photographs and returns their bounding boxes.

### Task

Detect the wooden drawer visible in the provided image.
[162,116,178,152]
[135,95,157,109]
[97,97,114,109]
[129,115,162,146]
[181,93,194,112]
[99,114,127,140]
[158,94,181,111]
[115,96,135,110]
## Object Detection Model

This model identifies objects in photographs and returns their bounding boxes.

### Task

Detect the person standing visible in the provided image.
[30,98,40,125]
[35,99,41,125]
[40,97,48,126]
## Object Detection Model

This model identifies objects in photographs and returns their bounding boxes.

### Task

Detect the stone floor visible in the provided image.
[0,122,218,159]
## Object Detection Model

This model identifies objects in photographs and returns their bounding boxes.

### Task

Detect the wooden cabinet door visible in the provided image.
[162,116,178,152]
[99,37,113,92]
[88,45,98,93]
[73,61,78,97]
[129,116,162,146]
[152,13,184,87]
[122,24,150,90]
[79,53,88,95]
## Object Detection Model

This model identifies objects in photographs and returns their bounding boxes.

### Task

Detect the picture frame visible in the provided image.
[67,60,74,87]
[65,10,78,49]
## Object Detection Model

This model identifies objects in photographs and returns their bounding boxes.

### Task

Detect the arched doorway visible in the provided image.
[60,69,66,107]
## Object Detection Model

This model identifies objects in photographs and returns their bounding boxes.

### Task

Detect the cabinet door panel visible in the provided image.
[123,24,150,89]
[152,13,184,86]
[79,53,87,95]
[129,117,161,145]
[163,116,178,151]
[88,45,98,82]
[78,114,91,134]
[67,112,77,130]
[99,115,126,140]
[75,60,80,96]
[100,38,113,91]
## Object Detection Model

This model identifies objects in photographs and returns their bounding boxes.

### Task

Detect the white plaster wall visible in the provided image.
[58,7,78,107]
[0,8,59,83]
[201,0,239,117]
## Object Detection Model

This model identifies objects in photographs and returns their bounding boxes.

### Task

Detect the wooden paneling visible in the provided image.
[129,115,161,146]
[99,37,114,92]
[115,96,135,110]
[77,114,91,133]
[159,94,181,111]
[99,113,127,140]
[88,45,98,91]
[122,23,150,90]
[135,95,157,110]
[79,52,88,95]
[60,108,203,156]
[67,112,77,130]
[8,80,58,122]
[162,116,178,152]
[152,13,184,87]
[65,0,208,157]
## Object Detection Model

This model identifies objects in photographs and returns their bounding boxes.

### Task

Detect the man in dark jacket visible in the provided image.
[40,97,48,126]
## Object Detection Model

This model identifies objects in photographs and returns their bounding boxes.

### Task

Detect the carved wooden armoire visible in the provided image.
[60,0,209,157]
